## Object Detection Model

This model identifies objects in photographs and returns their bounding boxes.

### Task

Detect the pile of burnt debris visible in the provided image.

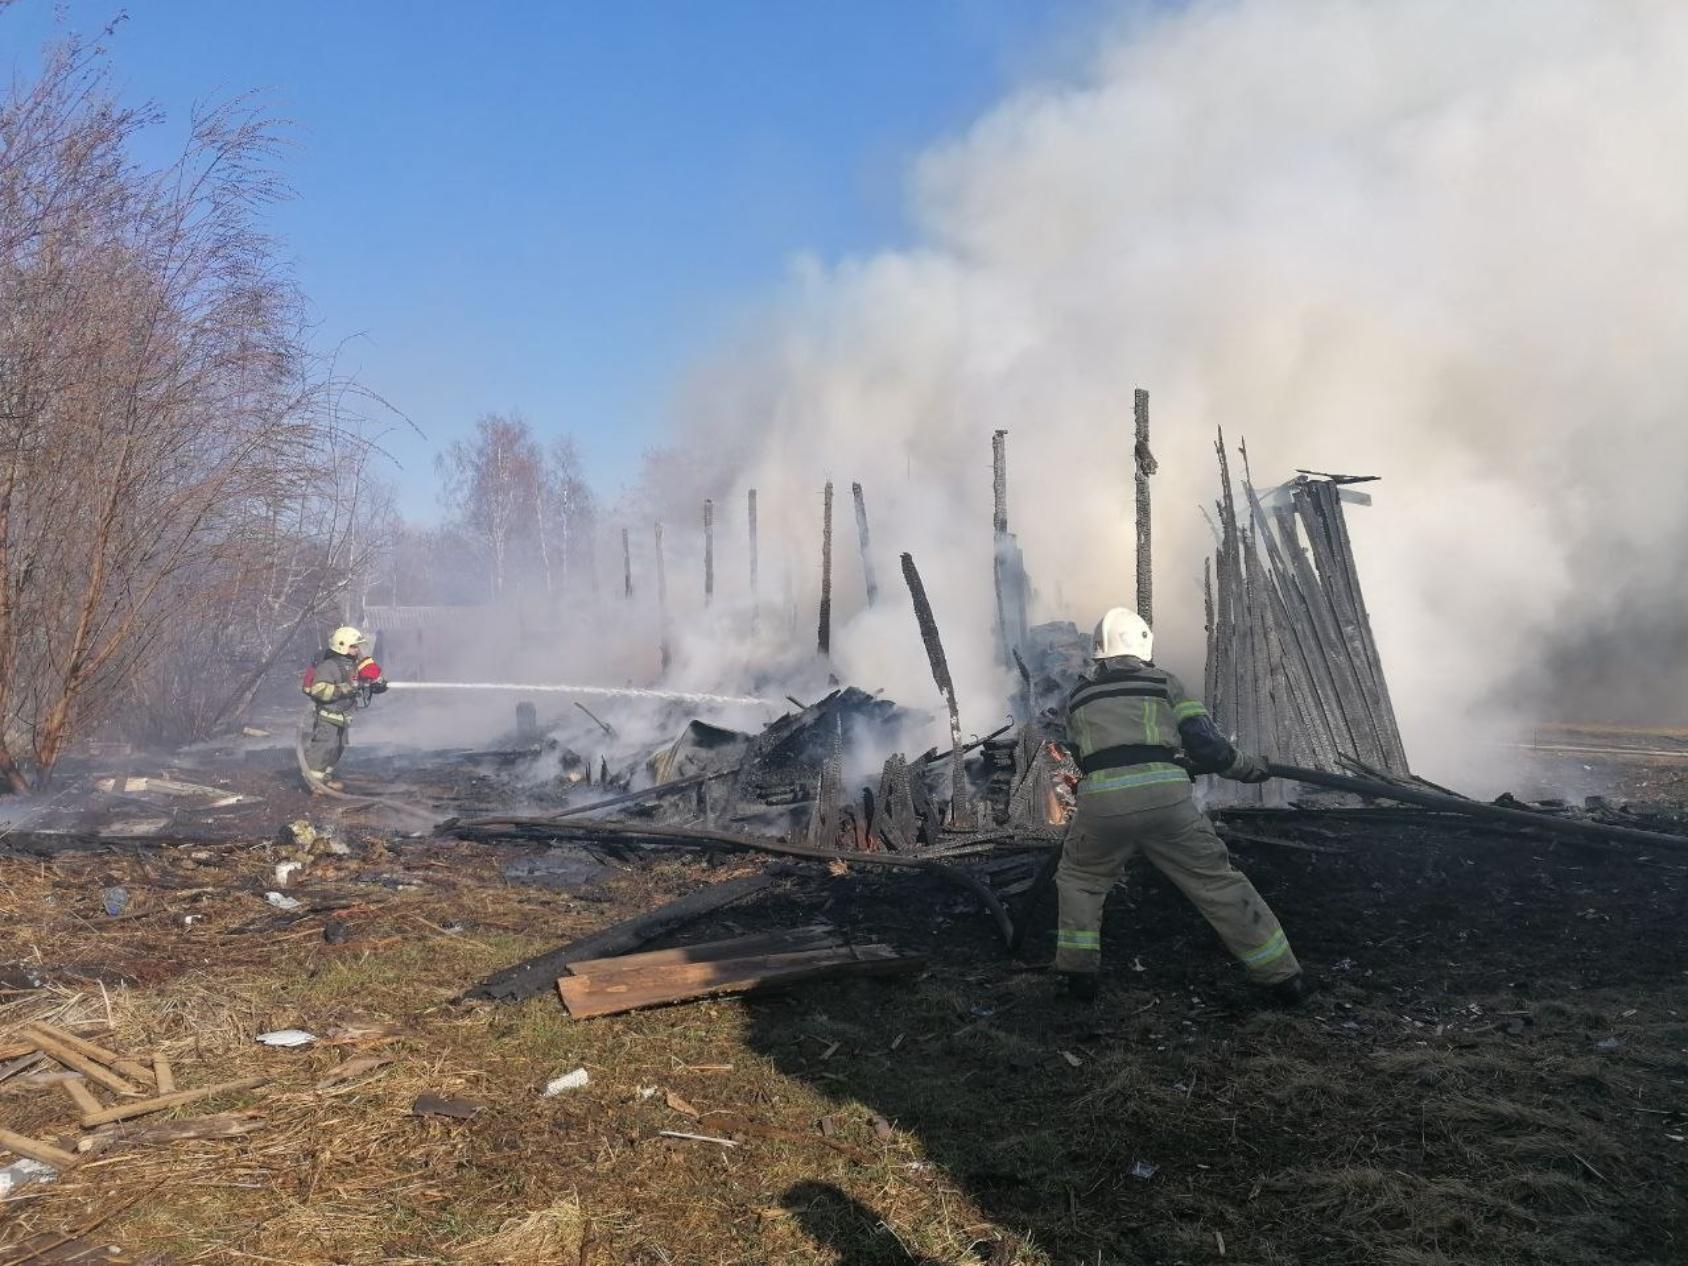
[11,418,1688,1023]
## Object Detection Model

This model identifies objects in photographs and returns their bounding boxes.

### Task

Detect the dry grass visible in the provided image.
[0,841,1039,1265]
[2,826,1686,1265]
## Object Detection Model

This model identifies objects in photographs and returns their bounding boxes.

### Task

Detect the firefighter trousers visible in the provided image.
[1054,791,1300,984]
[303,713,347,776]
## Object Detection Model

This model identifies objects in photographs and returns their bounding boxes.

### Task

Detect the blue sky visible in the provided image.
[8,1,1112,516]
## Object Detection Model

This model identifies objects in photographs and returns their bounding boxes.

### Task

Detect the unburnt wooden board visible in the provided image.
[557,944,923,1018]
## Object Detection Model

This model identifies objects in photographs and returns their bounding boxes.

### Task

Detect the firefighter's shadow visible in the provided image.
[779,1181,930,1265]
[737,873,1097,1265]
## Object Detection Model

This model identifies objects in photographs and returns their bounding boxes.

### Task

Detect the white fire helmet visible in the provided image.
[328,626,367,656]
[1092,607,1153,661]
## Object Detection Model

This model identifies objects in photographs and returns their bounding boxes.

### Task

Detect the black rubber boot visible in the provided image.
[1060,972,1099,1003]
[1268,972,1317,1007]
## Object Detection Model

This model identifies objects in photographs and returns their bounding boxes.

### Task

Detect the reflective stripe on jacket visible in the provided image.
[1064,657,1242,805]
[304,652,358,723]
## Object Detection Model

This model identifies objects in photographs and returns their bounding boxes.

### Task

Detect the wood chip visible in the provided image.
[152,1053,174,1095]
[315,1055,393,1090]
[412,1093,486,1121]
[323,1021,406,1046]
[1059,1050,1084,1068]
[869,1113,895,1143]
[658,1129,738,1148]
[664,1090,700,1118]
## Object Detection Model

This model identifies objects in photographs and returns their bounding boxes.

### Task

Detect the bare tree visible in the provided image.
[0,25,387,783]
[437,412,542,601]
[536,436,595,600]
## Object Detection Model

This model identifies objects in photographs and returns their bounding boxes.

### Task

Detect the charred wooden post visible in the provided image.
[703,498,715,606]
[809,716,844,847]
[1202,557,1217,710]
[875,753,918,851]
[1306,478,1408,773]
[900,551,970,828]
[1292,482,1390,770]
[654,522,672,674]
[1204,436,1409,781]
[990,430,1030,669]
[1243,472,1343,768]
[992,430,1011,663]
[1271,500,1361,755]
[850,482,878,608]
[1134,388,1157,624]
[992,429,1009,540]
[621,528,633,601]
[818,481,834,657]
[747,488,759,630]
[1214,432,1250,744]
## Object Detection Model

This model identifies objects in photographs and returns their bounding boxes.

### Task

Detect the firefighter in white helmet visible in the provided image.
[1054,607,1310,1004]
[300,625,387,791]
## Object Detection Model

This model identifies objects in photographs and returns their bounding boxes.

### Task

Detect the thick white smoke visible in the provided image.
[639,0,1688,790]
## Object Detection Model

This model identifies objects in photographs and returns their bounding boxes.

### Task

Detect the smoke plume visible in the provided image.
[627,0,1688,790]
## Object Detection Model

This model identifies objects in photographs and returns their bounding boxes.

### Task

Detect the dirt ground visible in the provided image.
[1,747,1686,1264]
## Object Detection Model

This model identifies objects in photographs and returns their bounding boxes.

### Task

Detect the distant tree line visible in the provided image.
[375,413,600,608]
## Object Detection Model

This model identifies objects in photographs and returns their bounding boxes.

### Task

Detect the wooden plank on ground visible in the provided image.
[77,1076,266,1128]
[22,1027,144,1097]
[29,1020,156,1087]
[87,1112,267,1149]
[60,1078,103,1117]
[565,925,843,976]
[557,944,924,1019]
[467,873,778,1003]
[152,1054,174,1094]
[0,1125,78,1170]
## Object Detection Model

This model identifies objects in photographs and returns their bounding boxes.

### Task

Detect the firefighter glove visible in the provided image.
[1226,751,1272,784]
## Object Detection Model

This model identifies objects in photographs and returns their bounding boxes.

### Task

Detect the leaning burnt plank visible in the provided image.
[464,874,777,1003]
[1267,763,1688,853]
[454,817,1020,949]
[558,944,924,1019]
[564,925,844,976]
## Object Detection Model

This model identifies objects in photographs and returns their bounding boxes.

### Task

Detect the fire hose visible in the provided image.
[1265,762,1688,854]
[383,681,772,708]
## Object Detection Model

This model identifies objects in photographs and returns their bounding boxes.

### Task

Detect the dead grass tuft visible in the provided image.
[456,1195,586,1264]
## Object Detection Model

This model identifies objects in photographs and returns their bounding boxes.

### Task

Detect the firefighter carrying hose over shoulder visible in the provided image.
[301,625,388,792]
[1055,607,1311,1005]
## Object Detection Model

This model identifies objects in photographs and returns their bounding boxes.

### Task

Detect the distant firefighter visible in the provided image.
[1055,607,1310,1005]
[300,625,388,792]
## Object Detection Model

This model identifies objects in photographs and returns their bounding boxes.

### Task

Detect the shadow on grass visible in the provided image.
[726,822,1688,1265]
[781,1181,931,1266]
